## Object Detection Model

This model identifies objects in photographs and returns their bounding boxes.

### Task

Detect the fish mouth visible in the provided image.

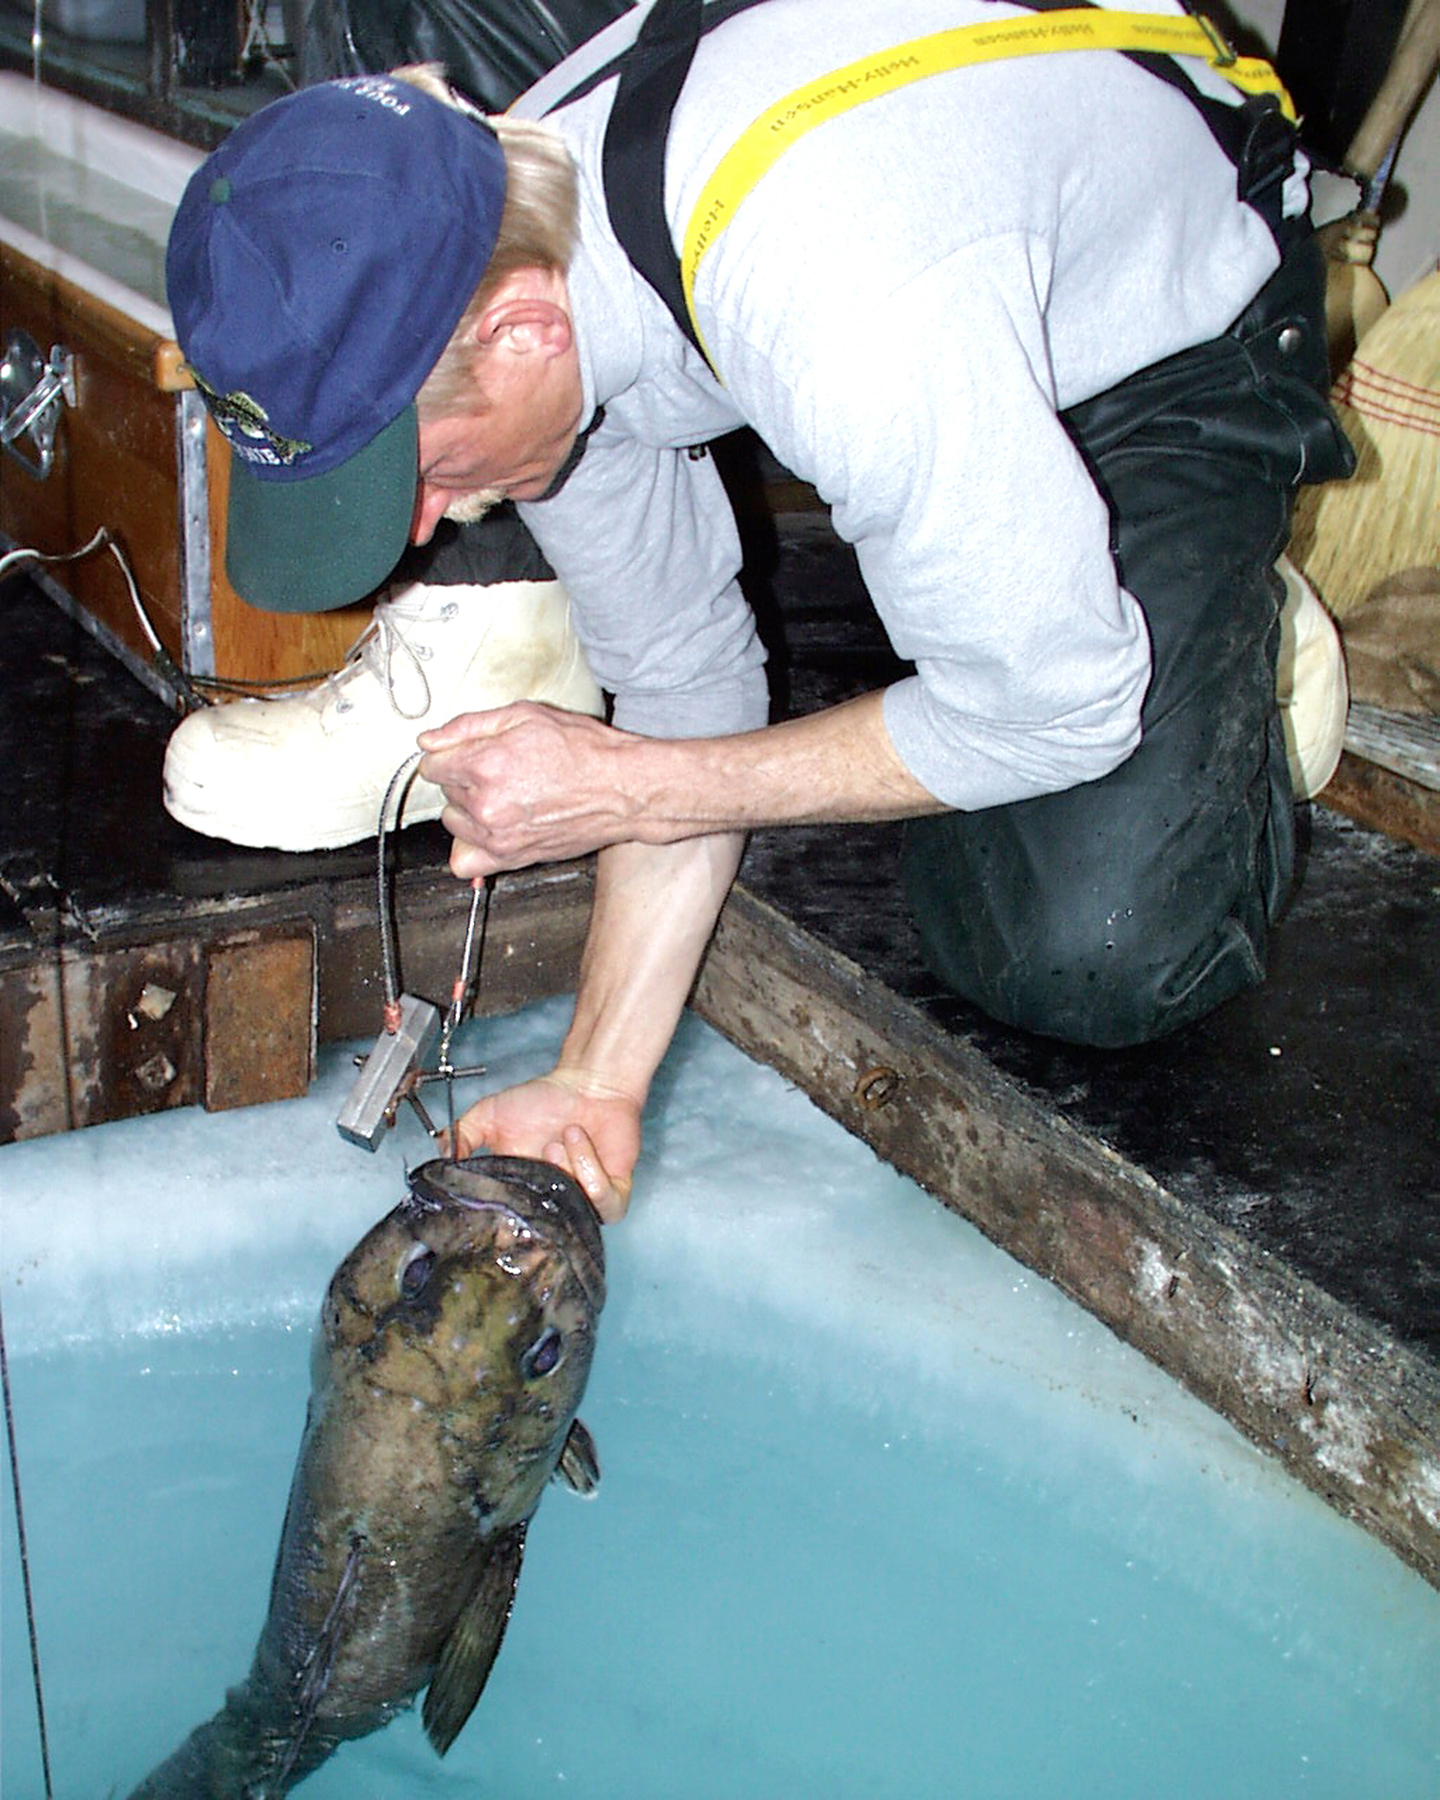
[405,1153,606,1314]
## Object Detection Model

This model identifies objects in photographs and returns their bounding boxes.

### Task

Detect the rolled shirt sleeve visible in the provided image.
[727,233,1154,812]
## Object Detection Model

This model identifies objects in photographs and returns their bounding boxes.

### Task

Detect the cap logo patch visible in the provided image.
[189,367,313,467]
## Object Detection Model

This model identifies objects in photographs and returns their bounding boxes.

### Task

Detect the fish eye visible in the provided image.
[522,1326,564,1379]
[398,1245,436,1299]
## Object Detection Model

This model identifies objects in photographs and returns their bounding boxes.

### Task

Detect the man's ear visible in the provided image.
[469,267,574,362]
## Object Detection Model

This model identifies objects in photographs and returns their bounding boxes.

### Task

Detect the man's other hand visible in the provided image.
[450,1069,639,1223]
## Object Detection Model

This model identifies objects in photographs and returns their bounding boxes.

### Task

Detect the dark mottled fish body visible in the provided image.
[128,1154,604,1797]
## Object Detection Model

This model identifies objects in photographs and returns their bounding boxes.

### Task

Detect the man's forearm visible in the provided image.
[626,690,947,838]
[421,685,948,881]
[556,831,746,1110]
[551,693,942,1115]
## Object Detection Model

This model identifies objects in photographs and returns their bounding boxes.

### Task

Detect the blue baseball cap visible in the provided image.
[166,76,506,613]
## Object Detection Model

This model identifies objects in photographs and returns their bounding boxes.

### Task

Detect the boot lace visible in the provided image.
[319,588,459,722]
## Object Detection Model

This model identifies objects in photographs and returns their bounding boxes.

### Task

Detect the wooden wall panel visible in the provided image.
[4,239,379,687]
[3,242,182,662]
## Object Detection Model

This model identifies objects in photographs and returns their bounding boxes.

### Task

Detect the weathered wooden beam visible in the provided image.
[1321,749,1440,857]
[693,884,1440,1591]
[314,861,593,1043]
[203,927,315,1112]
[0,862,595,1141]
[0,923,318,1135]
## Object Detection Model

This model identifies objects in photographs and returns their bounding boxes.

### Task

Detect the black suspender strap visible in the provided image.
[599,0,711,360]
[589,0,775,361]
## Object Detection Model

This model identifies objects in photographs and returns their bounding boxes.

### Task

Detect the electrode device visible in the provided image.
[335,754,491,1153]
[336,993,442,1151]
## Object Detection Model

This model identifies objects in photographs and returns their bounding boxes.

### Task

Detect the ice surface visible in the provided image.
[3,997,1439,1798]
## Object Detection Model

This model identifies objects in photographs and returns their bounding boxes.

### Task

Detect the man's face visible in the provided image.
[411,339,584,543]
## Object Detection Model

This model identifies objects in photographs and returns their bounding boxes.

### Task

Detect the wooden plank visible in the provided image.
[692,884,1440,1591]
[3,238,183,663]
[0,960,75,1140]
[1344,702,1440,791]
[0,938,204,1136]
[0,861,592,1139]
[1321,749,1440,855]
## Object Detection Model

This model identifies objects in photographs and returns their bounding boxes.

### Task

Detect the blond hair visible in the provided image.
[392,65,578,417]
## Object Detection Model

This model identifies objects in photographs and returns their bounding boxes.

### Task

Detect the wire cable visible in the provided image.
[374,751,424,1020]
[0,526,158,646]
[0,1289,54,1800]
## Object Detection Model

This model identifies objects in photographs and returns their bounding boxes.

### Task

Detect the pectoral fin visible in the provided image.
[554,1418,600,1496]
[421,1522,526,1757]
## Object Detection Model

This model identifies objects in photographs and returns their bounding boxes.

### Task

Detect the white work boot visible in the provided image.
[163,580,604,850]
[1275,554,1349,800]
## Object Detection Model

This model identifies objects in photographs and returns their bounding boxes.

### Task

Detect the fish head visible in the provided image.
[318,1154,605,1529]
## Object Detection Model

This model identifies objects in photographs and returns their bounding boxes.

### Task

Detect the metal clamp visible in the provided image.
[1191,8,1238,67]
[1,329,77,480]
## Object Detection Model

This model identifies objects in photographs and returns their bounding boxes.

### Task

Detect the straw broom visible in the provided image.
[1286,0,1440,620]
[1287,266,1440,619]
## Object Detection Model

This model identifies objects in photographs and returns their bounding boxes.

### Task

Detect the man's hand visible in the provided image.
[450,1068,640,1223]
[418,703,643,880]
[420,694,942,1219]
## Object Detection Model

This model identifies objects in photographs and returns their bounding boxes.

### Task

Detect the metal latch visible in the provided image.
[1,328,77,479]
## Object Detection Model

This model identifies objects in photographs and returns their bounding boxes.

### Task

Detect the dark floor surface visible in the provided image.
[2,518,1437,1368]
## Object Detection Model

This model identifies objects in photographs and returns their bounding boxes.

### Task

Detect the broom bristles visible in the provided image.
[1288,266,1440,619]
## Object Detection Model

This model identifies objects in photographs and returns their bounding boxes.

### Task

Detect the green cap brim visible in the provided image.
[224,407,418,613]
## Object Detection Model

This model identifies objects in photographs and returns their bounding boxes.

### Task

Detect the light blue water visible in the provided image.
[3,998,1439,1798]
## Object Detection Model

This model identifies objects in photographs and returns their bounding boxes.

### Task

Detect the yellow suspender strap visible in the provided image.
[679,10,1296,365]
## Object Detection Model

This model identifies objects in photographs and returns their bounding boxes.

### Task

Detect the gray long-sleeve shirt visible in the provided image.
[513,0,1302,809]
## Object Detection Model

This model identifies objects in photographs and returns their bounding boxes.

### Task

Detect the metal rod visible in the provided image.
[405,1087,442,1139]
[414,1063,489,1087]
[440,876,493,1154]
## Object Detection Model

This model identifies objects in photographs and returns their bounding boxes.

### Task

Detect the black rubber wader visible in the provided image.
[901,234,1355,1047]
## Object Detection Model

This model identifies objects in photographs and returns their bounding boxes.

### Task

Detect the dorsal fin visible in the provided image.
[273,1531,365,1783]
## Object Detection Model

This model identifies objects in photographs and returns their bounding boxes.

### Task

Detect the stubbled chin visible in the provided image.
[443,488,505,525]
